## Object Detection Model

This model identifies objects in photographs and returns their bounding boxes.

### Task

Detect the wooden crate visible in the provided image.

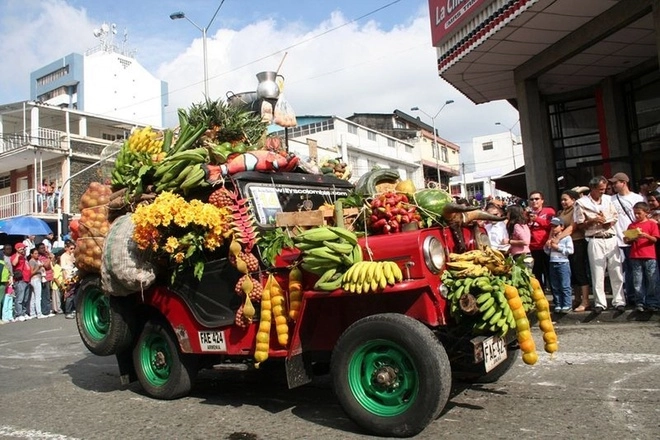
[275,210,325,228]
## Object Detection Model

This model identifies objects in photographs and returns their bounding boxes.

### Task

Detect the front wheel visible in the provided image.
[133,319,198,400]
[331,314,452,438]
[76,276,134,356]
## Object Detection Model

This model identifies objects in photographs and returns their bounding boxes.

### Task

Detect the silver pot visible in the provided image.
[226,91,258,107]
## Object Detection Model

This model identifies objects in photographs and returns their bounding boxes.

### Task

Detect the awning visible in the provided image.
[492,166,527,198]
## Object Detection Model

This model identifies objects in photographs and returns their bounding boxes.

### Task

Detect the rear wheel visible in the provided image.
[133,319,198,400]
[331,314,452,438]
[76,276,134,356]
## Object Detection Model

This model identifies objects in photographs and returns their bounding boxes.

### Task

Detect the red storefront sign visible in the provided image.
[429,0,491,46]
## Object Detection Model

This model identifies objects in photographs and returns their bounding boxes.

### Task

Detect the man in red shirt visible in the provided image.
[624,201,660,311]
[527,191,556,289]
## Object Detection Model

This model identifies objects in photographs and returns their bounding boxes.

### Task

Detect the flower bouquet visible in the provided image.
[132,192,232,281]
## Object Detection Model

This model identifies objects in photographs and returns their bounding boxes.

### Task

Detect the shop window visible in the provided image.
[482,141,493,151]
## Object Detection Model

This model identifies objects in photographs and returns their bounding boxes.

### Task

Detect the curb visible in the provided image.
[551,308,660,324]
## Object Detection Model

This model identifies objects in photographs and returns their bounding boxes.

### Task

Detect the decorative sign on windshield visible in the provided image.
[246,182,351,225]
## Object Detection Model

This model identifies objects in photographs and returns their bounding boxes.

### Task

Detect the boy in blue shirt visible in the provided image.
[544,217,575,313]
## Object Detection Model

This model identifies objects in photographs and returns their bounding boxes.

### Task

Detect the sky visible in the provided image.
[0,0,520,149]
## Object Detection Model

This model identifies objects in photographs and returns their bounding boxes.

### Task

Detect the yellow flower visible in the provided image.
[164,236,179,254]
[173,252,185,264]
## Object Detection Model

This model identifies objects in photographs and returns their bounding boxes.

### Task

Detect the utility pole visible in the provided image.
[411,100,455,184]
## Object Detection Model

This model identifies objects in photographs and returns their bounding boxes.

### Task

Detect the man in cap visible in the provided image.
[609,172,643,306]
[574,175,625,313]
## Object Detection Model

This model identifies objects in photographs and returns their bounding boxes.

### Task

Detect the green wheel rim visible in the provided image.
[347,339,419,417]
[138,331,172,386]
[81,286,110,342]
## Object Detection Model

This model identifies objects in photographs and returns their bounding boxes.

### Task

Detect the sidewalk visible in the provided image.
[545,291,660,324]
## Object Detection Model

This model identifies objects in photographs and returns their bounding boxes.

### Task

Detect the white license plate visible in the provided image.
[198,331,227,352]
[483,335,507,372]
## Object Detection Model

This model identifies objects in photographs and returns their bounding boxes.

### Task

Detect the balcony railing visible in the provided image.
[0,188,60,220]
[0,128,66,153]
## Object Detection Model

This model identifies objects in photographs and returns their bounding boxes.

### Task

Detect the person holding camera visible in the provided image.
[527,191,555,289]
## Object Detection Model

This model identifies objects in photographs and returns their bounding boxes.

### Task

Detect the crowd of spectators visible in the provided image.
[481,173,660,313]
[0,232,78,323]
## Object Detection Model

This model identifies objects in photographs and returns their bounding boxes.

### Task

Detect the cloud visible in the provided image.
[158,7,518,147]
[0,0,97,102]
[1,1,519,150]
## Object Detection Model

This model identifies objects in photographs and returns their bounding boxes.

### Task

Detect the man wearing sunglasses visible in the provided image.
[527,191,556,290]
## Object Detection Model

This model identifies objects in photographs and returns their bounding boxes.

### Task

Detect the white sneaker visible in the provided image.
[37,314,46,319]
[26,314,35,320]
[16,315,26,322]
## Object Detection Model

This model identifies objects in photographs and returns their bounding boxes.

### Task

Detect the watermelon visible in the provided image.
[412,189,453,223]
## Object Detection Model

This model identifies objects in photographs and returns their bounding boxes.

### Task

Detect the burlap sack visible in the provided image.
[101,214,158,296]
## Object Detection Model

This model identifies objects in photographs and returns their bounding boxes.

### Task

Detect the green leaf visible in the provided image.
[194,260,204,280]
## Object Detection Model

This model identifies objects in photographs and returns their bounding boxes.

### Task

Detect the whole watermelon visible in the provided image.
[413,189,453,222]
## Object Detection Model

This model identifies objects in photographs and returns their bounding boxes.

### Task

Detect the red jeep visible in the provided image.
[75,171,517,438]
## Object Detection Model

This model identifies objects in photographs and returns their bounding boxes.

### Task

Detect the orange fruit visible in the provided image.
[539,320,555,333]
[536,299,550,312]
[544,342,558,353]
[515,318,530,331]
[537,310,550,321]
[522,351,539,365]
[530,277,541,290]
[512,308,527,320]
[543,332,557,343]
[517,329,531,341]
[519,338,535,353]
[531,289,545,301]
[508,297,523,310]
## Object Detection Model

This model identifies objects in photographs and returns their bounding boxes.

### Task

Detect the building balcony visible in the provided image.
[0,188,61,221]
[0,128,68,174]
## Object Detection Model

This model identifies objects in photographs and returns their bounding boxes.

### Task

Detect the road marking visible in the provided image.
[541,352,660,364]
[0,426,80,439]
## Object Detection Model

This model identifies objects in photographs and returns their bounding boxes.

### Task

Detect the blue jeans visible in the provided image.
[550,261,572,309]
[13,282,30,317]
[621,246,635,304]
[630,259,660,308]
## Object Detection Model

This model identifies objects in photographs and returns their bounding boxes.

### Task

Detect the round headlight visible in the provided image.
[423,236,445,274]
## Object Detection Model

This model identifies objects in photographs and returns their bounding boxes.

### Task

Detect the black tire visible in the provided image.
[75,275,135,356]
[133,319,198,400]
[456,346,519,384]
[331,314,452,438]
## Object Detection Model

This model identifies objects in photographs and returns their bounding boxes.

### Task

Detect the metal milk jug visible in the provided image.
[256,71,284,99]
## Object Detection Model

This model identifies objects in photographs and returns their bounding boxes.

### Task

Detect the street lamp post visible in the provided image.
[411,100,455,185]
[170,1,226,97]
[495,120,520,169]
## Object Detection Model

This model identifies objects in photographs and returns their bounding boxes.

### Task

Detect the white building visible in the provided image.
[30,23,167,128]
[271,115,425,188]
[449,131,523,200]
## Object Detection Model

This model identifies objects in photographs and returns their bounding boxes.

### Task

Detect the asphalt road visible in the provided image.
[0,316,659,440]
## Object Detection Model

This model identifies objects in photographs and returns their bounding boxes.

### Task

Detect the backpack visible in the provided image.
[0,260,9,283]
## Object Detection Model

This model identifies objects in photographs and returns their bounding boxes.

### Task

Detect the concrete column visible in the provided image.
[516,78,557,207]
[600,77,628,160]
[79,116,87,137]
[30,106,39,145]
[653,0,660,63]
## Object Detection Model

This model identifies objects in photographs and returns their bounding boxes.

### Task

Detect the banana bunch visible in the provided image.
[127,126,164,155]
[294,226,362,290]
[153,147,210,194]
[448,247,511,275]
[111,140,153,189]
[445,260,491,278]
[341,261,402,294]
[444,273,515,336]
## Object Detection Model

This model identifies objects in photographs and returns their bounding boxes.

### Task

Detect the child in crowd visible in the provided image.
[623,201,660,312]
[51,253,64,314]
[13,270,30,321]
[502,205,532,268]
[544,217,574,313]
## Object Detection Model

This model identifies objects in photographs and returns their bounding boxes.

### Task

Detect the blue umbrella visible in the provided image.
[0,216,53,236]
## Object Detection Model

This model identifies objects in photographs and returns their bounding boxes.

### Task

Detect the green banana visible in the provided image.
[315,270,342,290]
[315,268,337,286]
[305,247,343,264]
[482,305,497,321]
[294,227,339,243]
[326,226,358,245]
[476,292,493,305]
[463,277,474,293]
[323,240,354,255]
[478,297,495,311]
[351,244,363,264]
[181,165,205,191]
[488,310,503,326]
[161,147,208,163]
